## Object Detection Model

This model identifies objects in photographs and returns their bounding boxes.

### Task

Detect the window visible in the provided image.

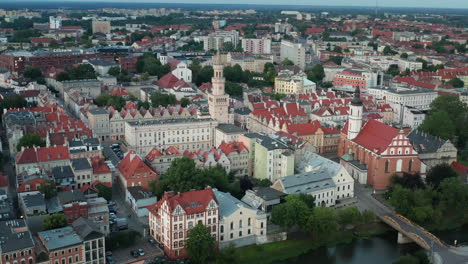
[220,225,224,233]
[212,225,216,232]
[230,233,233,239]
[230,222,233,230]
[408,159,413,172]
[385,160,390,173]
[239,231,242,237]
[248,229,251,235]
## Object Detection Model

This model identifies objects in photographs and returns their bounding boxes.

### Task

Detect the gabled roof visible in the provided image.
[407,129,448,154]
[16,145,70,164]
[151,188,217,215]
[352,119,399,154]
[286,121,322,136]
[156,73,181,89]
[118,151,157,179]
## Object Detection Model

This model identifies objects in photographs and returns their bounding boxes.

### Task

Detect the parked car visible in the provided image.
[108,201,116,206]
[106,256,116,264]
[131,250,139,258]
[109,208,118,214]
[109,212,117,219]
[148,238,156,245]
[138,248,145,256]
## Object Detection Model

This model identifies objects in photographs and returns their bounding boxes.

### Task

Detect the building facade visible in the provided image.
[280,40,305,70]
[149,188,219,260]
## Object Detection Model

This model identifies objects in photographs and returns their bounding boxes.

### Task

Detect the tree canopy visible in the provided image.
[38,180,58,199]
[448,77,464,88]
[94,94,126,111]
[135,53,170,77]
[150,92,176,107]
[186,223,216,264]
[425,163,458,188]
[43,213,68,230]
[419,94,468,157]
[150,157,240,198]
[57,64,97,81]
[17,133,45,151]
[306,64,325,83]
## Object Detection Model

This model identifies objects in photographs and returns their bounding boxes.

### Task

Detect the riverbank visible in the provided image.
[237,222,389,264]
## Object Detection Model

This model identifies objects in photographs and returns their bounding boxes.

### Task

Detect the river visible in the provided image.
[275,225,468,264]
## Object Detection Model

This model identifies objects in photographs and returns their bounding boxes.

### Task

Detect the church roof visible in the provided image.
[352,119,398,154]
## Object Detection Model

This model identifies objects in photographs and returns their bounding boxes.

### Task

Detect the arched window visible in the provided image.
[385,160,390,173]
[408,159,413,172]
[396,159,402,172]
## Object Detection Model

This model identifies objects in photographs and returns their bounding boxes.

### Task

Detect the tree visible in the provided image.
[24,68,42,80]
[49,40,60,49]
[383,45,397,55]
[263,62,276,85]
[390,172,425,190]
[448,77,464,88]
[186,223,215,264]
[225,82,243,97]
[388,185,414,216]
[307,64,325,83]
[38,180,57,199]
[329,56,344,65]
[386,64,401,76]
[95,183,112,201]
[281,58,294,66]
[304,207,338,238]
[322,81,333,88]
[107,66,121,77]
[419,111,456,140]
[271,194,311,229]
[215,243,239,264]
[17,133,45,151]
[333,46,343,53]
[426,163,458,188]
[150,92,176,107]
[361,210,376,224]
[43,213,68,230]
[400,53,409,59]
[94,94,126,111]
[337,206,362,226]
[257,178,272,187]
[181,97,190,107]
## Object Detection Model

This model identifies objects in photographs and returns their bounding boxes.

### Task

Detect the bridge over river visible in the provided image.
[354,184,468,264]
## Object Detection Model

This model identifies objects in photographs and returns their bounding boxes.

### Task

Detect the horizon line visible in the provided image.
[6,1,468,10]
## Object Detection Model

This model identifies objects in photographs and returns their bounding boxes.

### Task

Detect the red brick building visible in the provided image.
[0,50,98,76]
[58,190,89,224]
[338,89,422,190]
[118,151,158,191]
[38,226,85,264]
[149,188,219,260]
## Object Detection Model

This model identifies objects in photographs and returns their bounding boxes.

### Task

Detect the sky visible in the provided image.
[5,0,468,9]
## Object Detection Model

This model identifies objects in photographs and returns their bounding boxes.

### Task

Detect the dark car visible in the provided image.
[131,250,139,258]
[109,208,118,214]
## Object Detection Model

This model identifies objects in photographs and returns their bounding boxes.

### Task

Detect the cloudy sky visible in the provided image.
[8,0,468,8]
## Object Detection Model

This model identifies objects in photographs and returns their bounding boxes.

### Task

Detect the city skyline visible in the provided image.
[7,0,468,9]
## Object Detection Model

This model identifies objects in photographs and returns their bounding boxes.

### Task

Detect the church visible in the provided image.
[338,88,424,190]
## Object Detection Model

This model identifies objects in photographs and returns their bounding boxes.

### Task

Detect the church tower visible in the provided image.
[348,88,363,140]
[208,52,231,123]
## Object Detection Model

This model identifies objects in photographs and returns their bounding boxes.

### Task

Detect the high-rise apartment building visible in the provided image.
[280,40,306,70]
[49,16,62,29]
[241,38,272,54]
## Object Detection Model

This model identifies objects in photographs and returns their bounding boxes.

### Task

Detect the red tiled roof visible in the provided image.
[151,188,217,215]
[451,161,468,175]
[91,157,111,174]
[286,121,322,136]
[156,73,180,88]
[218,141,247,155]
[352,119,398,154]
[16,145,70,164]
[118,151,157,180]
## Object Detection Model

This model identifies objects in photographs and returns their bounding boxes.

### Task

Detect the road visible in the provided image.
[354,184,468,264]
